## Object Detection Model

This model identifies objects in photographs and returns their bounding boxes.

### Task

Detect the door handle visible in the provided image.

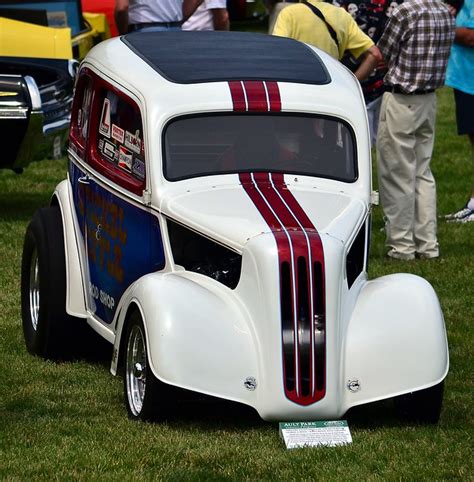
[78,175,90,185]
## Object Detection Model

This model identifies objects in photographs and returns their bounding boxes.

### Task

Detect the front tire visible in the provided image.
[124,311,174,421]
[21,206,81,359]
[394,381,444,424]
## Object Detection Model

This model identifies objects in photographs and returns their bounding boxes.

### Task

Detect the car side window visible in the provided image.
[70,73,92,152]
[86,82,146,196]
[94,89,146,183]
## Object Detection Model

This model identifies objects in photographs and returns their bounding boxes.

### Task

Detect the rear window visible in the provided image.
[163,114,357,182]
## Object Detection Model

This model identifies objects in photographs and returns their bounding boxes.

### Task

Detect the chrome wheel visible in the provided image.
[29,247,40,331]
[126,324,147,416]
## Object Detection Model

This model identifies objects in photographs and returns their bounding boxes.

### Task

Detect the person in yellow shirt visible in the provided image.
[272,0,382,81]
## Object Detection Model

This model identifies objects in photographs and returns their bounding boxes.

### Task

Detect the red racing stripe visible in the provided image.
[243,81,268,112]
[264,173,325,405]
[239,173,282,231]
[265,81,282,112]
[228,81,246,111]
[228,81,282,113]
[241,172,326,405]
[240,172,301,398]
[270,173,326,402]
[230,79,325,405]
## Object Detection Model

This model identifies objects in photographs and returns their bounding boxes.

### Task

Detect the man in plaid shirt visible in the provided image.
[376,0,455,260]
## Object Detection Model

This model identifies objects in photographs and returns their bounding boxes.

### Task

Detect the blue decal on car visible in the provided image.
[69,161,165,324]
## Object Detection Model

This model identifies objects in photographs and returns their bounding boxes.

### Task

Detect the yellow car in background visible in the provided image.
[0,0,110,171]
[0,0,110,60]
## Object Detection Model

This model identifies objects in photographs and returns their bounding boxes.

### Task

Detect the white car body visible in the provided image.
[47,31,447,421]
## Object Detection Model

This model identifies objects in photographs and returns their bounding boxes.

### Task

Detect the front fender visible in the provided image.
[342,273,448,411]
[113,272,260,407]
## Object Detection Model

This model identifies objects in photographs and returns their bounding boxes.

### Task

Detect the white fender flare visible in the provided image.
[53,180,88,318]
[112,272,260,406]
[342,273,448,411]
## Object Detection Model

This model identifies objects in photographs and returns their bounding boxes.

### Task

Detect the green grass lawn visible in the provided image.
[0,87,472,480]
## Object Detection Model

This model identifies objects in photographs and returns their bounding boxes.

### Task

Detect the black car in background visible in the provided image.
[0,57,77,172]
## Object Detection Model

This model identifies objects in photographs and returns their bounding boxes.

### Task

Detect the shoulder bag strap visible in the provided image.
[301,0,340,54]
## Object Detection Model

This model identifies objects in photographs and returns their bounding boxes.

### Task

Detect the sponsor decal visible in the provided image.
[99,98,111,137]
[111,123,125,144]
[101,139,117,163]
[132,157,145,180]
[124,129,142,154]
[83,188,127,285]
[89,282,115,310]
[118,145,132,172]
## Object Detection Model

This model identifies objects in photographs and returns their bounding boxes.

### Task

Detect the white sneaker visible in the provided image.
[446,208,474,223]
[456,211,474,223]
[445,205,471,220]
[386,249,415,260]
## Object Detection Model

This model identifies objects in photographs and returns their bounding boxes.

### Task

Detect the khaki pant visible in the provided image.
[376,91,439,258]
[367,96,382,148]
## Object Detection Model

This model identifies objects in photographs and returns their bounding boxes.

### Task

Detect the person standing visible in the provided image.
[272,0,382,81]
[444,0,474,223]
[115,0,203,34]
[327,0,405,146]
[182,0,230,31]
[376,0,455,260]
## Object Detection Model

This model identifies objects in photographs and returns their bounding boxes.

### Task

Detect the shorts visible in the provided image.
[453,88,474,135]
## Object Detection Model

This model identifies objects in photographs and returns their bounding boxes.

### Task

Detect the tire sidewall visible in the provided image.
[21,213,51,357]
[20,206,69,359]
[124,311,163,422]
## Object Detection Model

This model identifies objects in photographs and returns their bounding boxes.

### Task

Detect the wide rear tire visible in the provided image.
[21,206,82,359]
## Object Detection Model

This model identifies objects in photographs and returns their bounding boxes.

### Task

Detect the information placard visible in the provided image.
[279,421,352,449]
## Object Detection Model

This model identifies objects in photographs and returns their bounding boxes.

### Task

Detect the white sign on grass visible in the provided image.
[279,421,352,449]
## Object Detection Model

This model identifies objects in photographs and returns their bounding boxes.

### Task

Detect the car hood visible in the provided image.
[160,180,367,251]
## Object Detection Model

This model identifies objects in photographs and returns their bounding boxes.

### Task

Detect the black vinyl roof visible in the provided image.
[122,31,330,85]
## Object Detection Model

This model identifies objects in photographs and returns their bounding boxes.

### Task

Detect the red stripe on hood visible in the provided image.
[240,172,326,405]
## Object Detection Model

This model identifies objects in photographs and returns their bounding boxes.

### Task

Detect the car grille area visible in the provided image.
[279,232,326,406]
[239,172,326,406]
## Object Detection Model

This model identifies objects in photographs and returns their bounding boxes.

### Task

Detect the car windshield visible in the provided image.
[163,114,357,182]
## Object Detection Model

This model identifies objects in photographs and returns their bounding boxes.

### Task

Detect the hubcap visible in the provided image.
[126,324,147,416]
[29,248,40,331]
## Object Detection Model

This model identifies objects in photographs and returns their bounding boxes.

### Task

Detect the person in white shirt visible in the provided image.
[182,0,229,30]
[115,0,204,34]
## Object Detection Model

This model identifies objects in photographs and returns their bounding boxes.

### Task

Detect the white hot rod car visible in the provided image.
[21,31,448,423]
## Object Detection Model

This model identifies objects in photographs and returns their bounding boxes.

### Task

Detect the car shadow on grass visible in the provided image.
[157,391,267,431]
[143,392,403,431]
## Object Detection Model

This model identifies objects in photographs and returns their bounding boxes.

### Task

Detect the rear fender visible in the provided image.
[53,180,87,318]
[112,272,259,406]
[342,273,448,411]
